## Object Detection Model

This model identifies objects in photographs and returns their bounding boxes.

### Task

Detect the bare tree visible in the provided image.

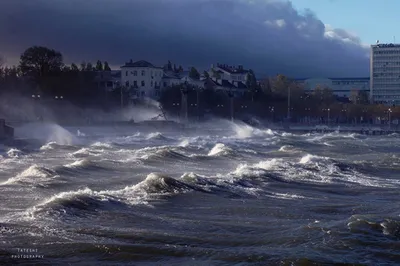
[0,55,4,68]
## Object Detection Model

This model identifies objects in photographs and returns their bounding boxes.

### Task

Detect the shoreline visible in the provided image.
[5,119,399,135]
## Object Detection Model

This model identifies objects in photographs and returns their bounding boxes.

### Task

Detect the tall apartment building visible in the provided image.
[370,42,400,105]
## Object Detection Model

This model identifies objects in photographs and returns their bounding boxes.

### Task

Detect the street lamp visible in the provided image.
[192,85,203,122]
[341,109,347,124]
[322,108,330,125]
[269,106,275,122]
[227,90,234,122]
[305,108,311,123]
[31,94,41,121]
[362,109,367,124]
[388,108,392,130]
[180,82,190,123]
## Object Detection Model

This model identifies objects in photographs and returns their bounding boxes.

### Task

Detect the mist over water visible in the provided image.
[1,120,400,265]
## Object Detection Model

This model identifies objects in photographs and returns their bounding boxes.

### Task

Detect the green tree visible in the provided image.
[189,67,200,80]
[203,71,210,79]
[86,62,93,71]
[104,61,111,71]
[18,46,64,92]
[80,62,86,71]
[19,46,64,88]
[178,65,183,72]
[349,89,359,103]
[270,74,289,96]
[246,69,258,102]
[95,60,103,71]
[358,90,369,104]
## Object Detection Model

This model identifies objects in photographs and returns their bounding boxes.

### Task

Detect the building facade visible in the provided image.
[94,70,121,91]
[120,60,164,99]
[208,63,249,87]
[370,43,400,105]
[295,77,369,99]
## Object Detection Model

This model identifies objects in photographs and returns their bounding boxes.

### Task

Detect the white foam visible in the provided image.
[2,165,60,186]
[208,143,233,156]
[7,148,23,158]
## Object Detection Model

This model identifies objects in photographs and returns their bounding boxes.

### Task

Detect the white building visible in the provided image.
[295,77,369,99]
[120,60,164,99]
[209,63,249,86]
[370,43,400,105]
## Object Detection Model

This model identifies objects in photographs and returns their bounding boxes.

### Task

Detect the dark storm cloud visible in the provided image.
[0,0,369,77]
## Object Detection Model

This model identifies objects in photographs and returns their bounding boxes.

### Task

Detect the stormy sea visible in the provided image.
[1,120,399,265]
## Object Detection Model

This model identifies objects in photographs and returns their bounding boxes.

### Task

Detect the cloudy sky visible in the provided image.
[0,0,373,78]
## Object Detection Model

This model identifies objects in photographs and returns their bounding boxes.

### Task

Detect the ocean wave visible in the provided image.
[232,123,275,139]
[224,154,396,188]
[40,142,77,151]
[1,164,63,187]
[6,148,24,158]
[146,132,172,141]
[208,143,236,157]
[135,146,191,162]
[278,145,297,152]
[347,215,400,239]
[90,142,113,149]
[70,147,104,158]
[63,159,103,170]
[26,171,267,220]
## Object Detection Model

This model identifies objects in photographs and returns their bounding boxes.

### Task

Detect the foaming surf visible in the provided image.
[1,123,399,265]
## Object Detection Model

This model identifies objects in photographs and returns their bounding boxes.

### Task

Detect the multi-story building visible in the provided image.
[295,77,369,100]
[206,63,250,95]
[370,42,400,105]
[209,63,249,86]
[94,70,121,92]
[120,60,164,99]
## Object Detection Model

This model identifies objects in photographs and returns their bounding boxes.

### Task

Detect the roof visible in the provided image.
[235,81,248,89]
[121,60,160,68]
[294,77,369,81]
[207,78,248,89]
[216,64,249,74]
[329,77,369,81]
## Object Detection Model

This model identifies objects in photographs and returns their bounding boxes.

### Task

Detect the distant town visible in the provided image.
[0,45,398,126]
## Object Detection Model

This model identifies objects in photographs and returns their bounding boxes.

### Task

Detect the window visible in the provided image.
[141,91,145,97]
[133,81,137,87]
[141,81,145,87]
[125,81,129,87]
[151,81,153,87]
[125,71,128,76]
[163,82,167,87]
[141,70,145,76]
[133,71,137,76]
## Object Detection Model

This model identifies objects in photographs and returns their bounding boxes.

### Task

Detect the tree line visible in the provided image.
[1,45,398,124]
[160,73,398,124]
[0,46,120,109]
